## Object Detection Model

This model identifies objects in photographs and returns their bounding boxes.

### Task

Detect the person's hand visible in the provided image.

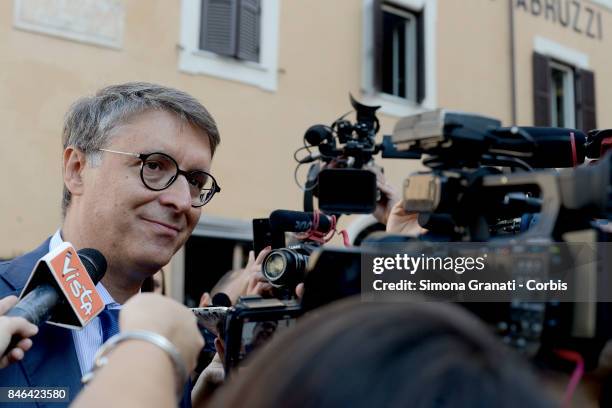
[191,352,225,406]
[0,295,38,368]
[120,293,204,373]
[365,163,400,225]
[199,292,212,307]
[245,247,274,298]
[295,283,305,300]
[200,247,274,306]
[386,200,428,236]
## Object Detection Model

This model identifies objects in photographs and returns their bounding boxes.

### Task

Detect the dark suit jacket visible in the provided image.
[0,239,192,408]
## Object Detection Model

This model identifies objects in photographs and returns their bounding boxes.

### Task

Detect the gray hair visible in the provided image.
[61,82,220,216]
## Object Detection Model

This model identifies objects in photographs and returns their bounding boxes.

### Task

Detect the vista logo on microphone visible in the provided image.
[47,243,104,323]
[58,251,96,315]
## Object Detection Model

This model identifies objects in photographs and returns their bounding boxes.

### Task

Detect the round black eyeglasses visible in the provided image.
[99,148,220,207]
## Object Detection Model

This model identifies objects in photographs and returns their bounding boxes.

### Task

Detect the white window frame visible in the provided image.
[178,0,280,92]
[362,0,437,118]
[382,4,418,101]
[549,61,575,129]
[533,36,589,70]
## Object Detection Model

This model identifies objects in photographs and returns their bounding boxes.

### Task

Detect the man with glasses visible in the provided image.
[0,82,221,406]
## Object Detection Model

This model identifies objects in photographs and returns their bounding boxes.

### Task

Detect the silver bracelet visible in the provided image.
[81,330,188,399]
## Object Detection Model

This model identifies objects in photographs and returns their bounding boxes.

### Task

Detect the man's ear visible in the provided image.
[63,147,88,198]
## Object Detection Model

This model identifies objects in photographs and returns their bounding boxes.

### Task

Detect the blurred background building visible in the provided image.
[1,0,610,303]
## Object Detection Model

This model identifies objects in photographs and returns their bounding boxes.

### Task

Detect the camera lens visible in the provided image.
[262,248,309,288]
[264,252,287,280]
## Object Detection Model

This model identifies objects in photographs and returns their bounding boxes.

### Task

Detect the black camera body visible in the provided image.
[299,95,417,215]
[223,295,301,372]
[296,100,612,370]
[254,210,330,297]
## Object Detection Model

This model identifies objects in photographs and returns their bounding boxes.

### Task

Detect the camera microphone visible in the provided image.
[269,210,334,234]
[304,125,333,147]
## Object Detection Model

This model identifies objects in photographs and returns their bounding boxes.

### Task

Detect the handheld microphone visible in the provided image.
[269,210,333,234]
[3,244,107,356]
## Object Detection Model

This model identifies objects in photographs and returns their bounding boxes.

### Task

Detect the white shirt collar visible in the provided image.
[49,229,118,308]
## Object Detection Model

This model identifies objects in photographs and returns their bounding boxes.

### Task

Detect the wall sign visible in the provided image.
[13,0,125,49]
[515,0,603,40]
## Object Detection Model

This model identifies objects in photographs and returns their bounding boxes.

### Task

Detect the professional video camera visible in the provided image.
[389,109,609,240]
[216,98,612,373]
[301,106,612,370]
[295,95,416,214]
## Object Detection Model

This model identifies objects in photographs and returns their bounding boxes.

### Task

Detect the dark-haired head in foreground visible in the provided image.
[211,297,556,408]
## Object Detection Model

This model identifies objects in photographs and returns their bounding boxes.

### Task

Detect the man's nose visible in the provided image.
[158,175,192,212]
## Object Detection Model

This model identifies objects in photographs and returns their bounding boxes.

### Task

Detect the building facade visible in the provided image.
[1,0,610,300]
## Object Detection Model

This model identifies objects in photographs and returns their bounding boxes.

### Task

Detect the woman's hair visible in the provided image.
[210,297,556,408]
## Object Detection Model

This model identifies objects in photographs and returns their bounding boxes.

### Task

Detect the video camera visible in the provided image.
[296,95,416,214]
[301,105,612,369]
[390,109,610,241]
[219,97,612,373]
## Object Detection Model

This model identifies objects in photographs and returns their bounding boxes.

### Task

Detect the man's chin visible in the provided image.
[139,247,176,270]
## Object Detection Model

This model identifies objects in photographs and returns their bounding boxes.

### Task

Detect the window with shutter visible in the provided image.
[237,0,261,62]
[532,50,597,132]
[363,0,434,117]
[179,0,279,91]
[575,69,597,132]
[200,0,238,57]
[532,52,551,126]
[199,0,260,63]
